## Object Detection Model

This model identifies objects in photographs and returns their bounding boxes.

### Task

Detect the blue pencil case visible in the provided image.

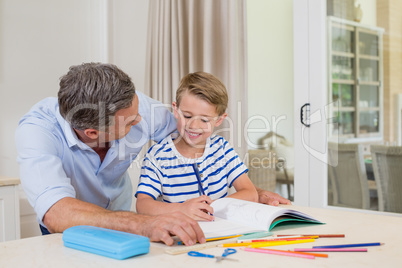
[62,225,150,260]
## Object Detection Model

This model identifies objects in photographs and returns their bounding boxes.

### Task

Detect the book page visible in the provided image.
[211,198,321,230]
[198,217,262,239]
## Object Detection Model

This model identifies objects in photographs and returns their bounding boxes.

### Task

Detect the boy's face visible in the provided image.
[173,92,226,149]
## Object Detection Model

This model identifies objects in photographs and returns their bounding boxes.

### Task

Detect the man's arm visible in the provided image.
[255,186,291,205]
[43,197,205,246]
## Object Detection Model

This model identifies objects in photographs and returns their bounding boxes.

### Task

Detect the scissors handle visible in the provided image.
[222,248,237,257]
[188,251,215,258]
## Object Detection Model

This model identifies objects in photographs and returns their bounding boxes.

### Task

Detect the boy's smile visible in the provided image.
[173,92,227,157]
[185,130,202,139]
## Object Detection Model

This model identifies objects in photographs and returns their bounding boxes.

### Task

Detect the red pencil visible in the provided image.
[294,248,367,252]
[251,236,318,242]
[277,234,345,238]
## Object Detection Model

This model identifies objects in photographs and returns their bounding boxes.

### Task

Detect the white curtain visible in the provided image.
[144,0,248,157]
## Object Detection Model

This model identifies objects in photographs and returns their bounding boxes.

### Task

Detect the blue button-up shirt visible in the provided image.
[15,91,177,226]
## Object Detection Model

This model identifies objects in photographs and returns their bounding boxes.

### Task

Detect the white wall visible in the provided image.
[110,0,149,93]
[0,0,149,238]
[359,0,377,27]
[246,0,294,148]
[110,0,149,211]
[1,0,94,178]
[0,0,149,178]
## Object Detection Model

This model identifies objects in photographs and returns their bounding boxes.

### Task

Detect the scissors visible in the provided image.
[188,248,238,262]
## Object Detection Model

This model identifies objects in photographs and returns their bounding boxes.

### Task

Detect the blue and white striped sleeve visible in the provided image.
[222,140,248,188]
[135,153,163,200]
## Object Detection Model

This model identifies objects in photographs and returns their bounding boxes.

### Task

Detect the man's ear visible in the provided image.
[83,128,100,140]
[215,113,227,127]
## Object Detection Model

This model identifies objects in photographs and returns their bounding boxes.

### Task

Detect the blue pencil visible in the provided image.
[313,242,383,249]
[192,163,205,195]
[192,163,213,217]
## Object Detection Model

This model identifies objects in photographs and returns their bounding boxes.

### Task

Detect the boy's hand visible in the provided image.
[256,188,292,205]
[181,195,215,221]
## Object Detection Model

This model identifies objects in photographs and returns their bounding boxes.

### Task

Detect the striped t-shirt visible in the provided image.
[135,134,248,203]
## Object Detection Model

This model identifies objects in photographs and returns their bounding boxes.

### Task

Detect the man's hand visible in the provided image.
[140,211,206,246]
[256,187,291,206]
[181,195,214,221]
[43,197,206,247]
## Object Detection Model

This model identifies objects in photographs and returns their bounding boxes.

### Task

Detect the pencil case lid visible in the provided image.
[62,225,150,260]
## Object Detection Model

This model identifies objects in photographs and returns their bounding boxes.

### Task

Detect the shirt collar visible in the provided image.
[56,106,118,150]
[168,134,211,162]
[55,107,90,150]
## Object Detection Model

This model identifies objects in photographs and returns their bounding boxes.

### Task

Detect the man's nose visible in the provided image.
[132,114,142,126]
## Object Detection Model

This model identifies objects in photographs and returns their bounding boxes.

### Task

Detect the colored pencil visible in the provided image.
[250,236,318,242]
[244,247,315,259]
[192,164,205,196]
[192,163,213,216]
[219,242,253,247]
[277,234,345,238]
[249,238,316,248]
[177,234,242,245]
[313,242,383,249]
[289,251,328,258]
[240,235,301,243]
[294,248,368,252]
[205,234,242,242]
[220,238,316,248]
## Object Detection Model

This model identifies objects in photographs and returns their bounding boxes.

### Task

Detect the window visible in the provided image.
[328,16,383,141]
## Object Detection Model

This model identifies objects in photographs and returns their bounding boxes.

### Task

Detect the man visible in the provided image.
[15,63,289,246]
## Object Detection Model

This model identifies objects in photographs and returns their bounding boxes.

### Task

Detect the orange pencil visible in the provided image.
[247,247,328,258]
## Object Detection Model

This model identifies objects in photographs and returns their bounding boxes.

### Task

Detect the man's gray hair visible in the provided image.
[58,63,135,131]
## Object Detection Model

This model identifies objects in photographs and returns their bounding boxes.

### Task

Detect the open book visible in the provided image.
[199,198,323,239]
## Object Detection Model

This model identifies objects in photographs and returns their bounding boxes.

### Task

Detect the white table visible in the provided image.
[1,205,402,267]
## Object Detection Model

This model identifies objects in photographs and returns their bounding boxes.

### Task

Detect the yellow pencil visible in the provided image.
[177,234,242,245]
[205,234,242,242]
[250,239,316,248]
[219,242,253,247]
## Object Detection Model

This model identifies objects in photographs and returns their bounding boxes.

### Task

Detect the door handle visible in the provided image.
[300,103,310,127]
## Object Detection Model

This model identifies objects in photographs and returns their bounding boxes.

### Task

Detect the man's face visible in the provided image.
[104,94,141,141]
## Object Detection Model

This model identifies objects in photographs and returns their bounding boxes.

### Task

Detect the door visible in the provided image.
[248,0,325,206]
[302,0,402,213]
[293,0,328,207]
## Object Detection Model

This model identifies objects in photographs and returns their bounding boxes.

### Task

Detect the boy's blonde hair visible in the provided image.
[176,72,228,116]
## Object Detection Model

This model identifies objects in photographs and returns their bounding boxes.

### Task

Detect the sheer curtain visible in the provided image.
[144,0,248,157]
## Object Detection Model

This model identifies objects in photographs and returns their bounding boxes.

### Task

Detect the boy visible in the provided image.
[136,72,258,221]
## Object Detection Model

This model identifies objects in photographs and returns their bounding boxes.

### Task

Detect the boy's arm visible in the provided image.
[136,193,215,221]
[228,173,259,202]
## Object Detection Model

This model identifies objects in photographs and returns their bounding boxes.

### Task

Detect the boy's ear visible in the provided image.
[172,102,179,119]
[214,113,227,127]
